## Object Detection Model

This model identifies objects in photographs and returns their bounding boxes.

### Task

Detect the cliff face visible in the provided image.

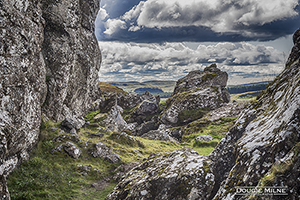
[0,0,101,199]
[41,0,101,121]
[0,1,46,199]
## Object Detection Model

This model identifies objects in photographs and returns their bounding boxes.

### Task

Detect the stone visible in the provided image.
[173,63,228,95]
[132,121,159,136]
[141,127,178,143]
[63,142,81,159]
[195,135,214,142]
[61,117,85,130]
[103,105,130,132]
[90,142,121,164]
[0,0,101,198]
[0,1,46,198]
[41,0,101,122]
[105,149,215,200]
[160,64,230,126]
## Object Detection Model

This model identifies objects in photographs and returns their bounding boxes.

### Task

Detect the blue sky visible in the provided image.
[96,0,300,85]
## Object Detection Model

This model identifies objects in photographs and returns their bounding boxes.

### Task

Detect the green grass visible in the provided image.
[231,91,260,102]
[7,111,238,199]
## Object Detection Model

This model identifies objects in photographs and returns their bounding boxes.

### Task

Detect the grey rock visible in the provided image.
[41,0,101,122]
[90,142,121,164]
[133,121,159,136]
[173,64,228,95]
[0,1,46,198]
[63,142,81,159]
[70,128,77,134]
[105,149,215,200]
[103,105,130,132]
[141,129,178,143]
[161,64,230,126]
[61,117,85,130]
[134,100,158,116]
[0,0,101,198]
[195,135,214,142]
[210,29,300,199]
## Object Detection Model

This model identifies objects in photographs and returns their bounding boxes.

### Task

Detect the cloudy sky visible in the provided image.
[96,0,300,85]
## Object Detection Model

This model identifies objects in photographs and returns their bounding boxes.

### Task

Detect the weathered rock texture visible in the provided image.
[0,1,46,199]
[0,0,101,199]
[105,149,215,200]
[106,29,300,200]
[161,64,230,126]
[41,0,101,121]
[210,28,300,200]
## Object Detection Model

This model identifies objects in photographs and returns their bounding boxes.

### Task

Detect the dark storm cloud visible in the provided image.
[96,0,300,42]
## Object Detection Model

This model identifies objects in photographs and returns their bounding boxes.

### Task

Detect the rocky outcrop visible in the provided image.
[0,1,46,199]
[0,0,101,199]
[103,105,132,132]
[41,0,101,122]
[106,29,300,200]
[161,64,230,126]
[105,148,215,200]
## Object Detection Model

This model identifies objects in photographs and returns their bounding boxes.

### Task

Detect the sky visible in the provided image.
[96,0,300,85]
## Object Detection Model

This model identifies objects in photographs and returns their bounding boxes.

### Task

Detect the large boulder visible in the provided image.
[161,64,230,126]
[105,149,215,200]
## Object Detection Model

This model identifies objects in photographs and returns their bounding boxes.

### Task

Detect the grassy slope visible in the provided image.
[7,100,237,200]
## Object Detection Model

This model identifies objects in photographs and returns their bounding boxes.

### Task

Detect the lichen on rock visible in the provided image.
[160,64,230,126]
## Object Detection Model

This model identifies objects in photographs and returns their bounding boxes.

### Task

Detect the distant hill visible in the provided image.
[107,80,271,99]
[134,87,164,94]
[99,82,127,94]
[227,81,271,94]
[109,80,176,93]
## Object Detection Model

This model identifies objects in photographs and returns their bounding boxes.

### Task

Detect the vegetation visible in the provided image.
[231,91,261,102]
[7,107,238,199]
[98,82,127,94]
[227,82,269,94]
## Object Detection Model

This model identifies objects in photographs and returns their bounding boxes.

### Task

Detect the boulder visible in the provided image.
[161,64,230,126]
[90,142,121,164]
[61,117,85,130]
[103,105,129,132]
[105,149,215,200]
[141,125,178,143]
[132,121,159,136]
[63,142,81,159]
[173,64,228,95]
[195,135,214,142]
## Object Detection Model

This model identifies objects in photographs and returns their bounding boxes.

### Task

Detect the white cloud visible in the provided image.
[98,41,285,84]
[98,8,109,20]
[104,19,127,35]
